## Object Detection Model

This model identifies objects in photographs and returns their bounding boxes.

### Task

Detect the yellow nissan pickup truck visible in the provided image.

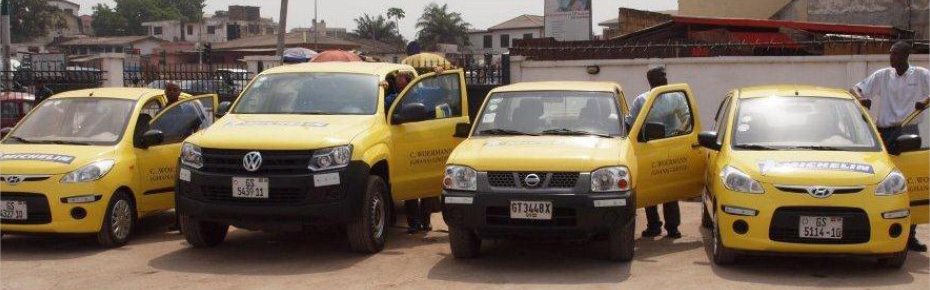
[441,82,705,261]
[176,62,469,253]
[698,85,918,268]
[0,88,216,247]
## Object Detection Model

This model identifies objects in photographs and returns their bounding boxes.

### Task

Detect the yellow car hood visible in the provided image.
[727,150,893,186]
[0,144,117,175]
[448,136,627,172]
[189,114,376,150]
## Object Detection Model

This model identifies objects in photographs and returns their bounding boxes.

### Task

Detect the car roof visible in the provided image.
[49,88,165,101]
[490,81,622,94]
[736,85,854,99]
[260,62,416,77]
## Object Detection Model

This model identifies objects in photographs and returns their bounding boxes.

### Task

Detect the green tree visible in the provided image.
[10,0,64,42]
[387,7,405,25]
[352,14,405,45]
[415,3,471,50]
[90,4,129,37]
[90,0,204,37]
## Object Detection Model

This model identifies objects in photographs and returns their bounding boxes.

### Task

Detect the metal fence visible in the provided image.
[123,63,253,103]
[1,57,105,130]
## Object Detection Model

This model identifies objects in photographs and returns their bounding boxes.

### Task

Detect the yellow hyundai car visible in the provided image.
[895,106,929,225]
[0,88,216,247]
[699,85,919,268]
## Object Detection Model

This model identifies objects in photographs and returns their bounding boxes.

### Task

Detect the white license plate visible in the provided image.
[0,200,28,220]
[510,201,552,220]
[799,216,843,239]
[313,173,340,187]
[232,177,269,199]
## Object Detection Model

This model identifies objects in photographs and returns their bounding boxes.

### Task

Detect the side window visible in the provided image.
[140,100,163,118]
[644,91,693,139]
[903,109,929,149]
[150,98,213,144]
[398,73,463,121]
[713,96,732,145]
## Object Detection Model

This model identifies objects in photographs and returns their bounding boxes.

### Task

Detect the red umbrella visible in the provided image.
[310,50,363,63]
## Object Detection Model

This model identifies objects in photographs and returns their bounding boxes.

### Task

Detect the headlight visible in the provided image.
[720,166,764,194]
[876,170,907,196]
[443,165,477,191]
[181,142,203,169]
[591,166,631,192]
[309,145,352,171]
[60,160,115,183]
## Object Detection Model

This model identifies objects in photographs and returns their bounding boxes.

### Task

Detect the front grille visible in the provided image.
[486,172,580,189]
[201,149,314,175]
[488,173,516,188]
[198,184,345,205]
[486,206,577,226]
[769,206,870,244]
[0,192,52,224]
[775,186,864,195]
[548,173,579,188]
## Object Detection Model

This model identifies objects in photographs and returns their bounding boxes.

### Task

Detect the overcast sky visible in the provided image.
[75,0,678,40]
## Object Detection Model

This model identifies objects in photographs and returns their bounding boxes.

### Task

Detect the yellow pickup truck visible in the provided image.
[176,62,469,253]
[441,82,705,261]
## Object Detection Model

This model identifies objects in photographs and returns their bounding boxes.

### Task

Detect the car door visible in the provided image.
[134,95,217,213]
[705,94,734,187]
[388,70,469,201]
[629,84,705,208]
[894,108,929,224]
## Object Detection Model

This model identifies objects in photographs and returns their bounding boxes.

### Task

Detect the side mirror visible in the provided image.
[139,129,164,149]
[217,101,232,116]
[454,123,471,138]
[698,131,721,151]
[393,103,429,124]
[891,134,922,155]
[0,127,12,138]
[641,122,666,142]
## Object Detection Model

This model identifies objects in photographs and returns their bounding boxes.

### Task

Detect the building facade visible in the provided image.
[467,15,545,55]
[142,5,278,43]
[772,0,928,39]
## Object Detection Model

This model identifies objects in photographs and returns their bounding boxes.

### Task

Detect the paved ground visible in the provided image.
[1,201,927,289]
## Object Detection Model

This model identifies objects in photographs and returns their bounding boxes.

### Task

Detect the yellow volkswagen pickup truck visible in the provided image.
[895,107,929,225]
[0,88,216,247]
[441,82,705,261]
[177,62,469,253]
[698,85,919,268]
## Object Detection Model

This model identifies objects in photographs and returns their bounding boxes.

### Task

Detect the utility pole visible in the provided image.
[276,0,289,58]
[313,0,318,50]
[1,0,11,89]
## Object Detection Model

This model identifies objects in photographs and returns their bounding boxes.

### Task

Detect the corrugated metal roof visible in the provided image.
[60,36,165,46]
[488,15,544,31]
[213,32,358,50]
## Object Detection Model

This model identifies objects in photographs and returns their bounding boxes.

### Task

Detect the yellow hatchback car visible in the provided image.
[895,107,929,225]
[0,88,216,247]
[698,85,920,268]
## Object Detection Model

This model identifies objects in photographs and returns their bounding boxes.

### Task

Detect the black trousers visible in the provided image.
[405,197,438,228]
[645,201,680,232]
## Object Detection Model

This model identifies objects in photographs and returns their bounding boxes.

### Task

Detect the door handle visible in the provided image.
[691,143,701,149]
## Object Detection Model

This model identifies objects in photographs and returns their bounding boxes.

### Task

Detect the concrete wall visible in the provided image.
[467,28,544,55]
[773,0,929,39]
[678,0,793,19]
[511,54,930,130]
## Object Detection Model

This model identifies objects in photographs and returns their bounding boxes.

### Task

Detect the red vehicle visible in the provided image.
[1,92,36,136]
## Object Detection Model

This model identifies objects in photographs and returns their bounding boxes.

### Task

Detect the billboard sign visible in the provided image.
[544,0,592,41]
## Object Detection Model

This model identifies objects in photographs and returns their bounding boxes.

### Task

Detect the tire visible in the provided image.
[712,221,737,265]
[449,226,481,259]
[607,217,635,262]
[878,250,907,269]
[347,176,388,253]
[96,191,136,247]
[180,214,228,248]
[701,198,713,229]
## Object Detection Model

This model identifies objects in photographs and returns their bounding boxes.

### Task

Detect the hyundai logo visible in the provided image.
[524,174,541,187]
[242,151,263,172]
[807,187,834,198]
[4,175,23,186]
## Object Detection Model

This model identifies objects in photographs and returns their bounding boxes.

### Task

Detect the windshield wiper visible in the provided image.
[540,128,613,138]
[788,145,845,151]
[48,140,94,146]
[733,144,779,151]
[5,136,37,144]
[478,129,539,136]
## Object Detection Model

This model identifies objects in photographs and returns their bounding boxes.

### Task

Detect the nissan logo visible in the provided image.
[4,175,23,186]
[807,187,834,198]
[524,174,541,187]
[242,151,263,172]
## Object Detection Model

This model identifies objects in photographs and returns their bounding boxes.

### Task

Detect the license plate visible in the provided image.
[510,201,552,220]
[313,173,340,187]
[799,216,843,239]
[232,177,269,199]
[0,200,28,220]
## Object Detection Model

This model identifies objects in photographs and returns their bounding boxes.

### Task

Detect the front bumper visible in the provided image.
[0,176,115,234]
[442,190,634,238]
[176,161,370,229]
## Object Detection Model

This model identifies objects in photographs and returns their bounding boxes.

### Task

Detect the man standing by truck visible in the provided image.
[625,66,683,239]
[851,41,930,252]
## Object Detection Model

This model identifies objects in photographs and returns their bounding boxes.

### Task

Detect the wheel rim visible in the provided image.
[111,199,132,240]
[371,192,385,239]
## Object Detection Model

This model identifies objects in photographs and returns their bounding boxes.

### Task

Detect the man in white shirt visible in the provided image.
[851,41,930,252]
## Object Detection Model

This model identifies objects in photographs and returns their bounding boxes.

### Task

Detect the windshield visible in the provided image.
[5,98,135,145]
[233,73,379,115]
[473,91,623,137]
[732,97,880,151]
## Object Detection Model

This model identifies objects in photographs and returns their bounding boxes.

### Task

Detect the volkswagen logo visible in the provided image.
[4,175,23,186]
[524,174,542,187]
[807,187,834,198]
[242,151,263,172]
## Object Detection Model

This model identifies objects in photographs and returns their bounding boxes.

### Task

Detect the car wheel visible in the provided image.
[877,250,908,269]
[180,214,228,248]
[701,196,713,229]
[712,220,737,265]
[607,217,635,262]
[347,176,388,253]
[449,226,481,258]
[96,191,136,247]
